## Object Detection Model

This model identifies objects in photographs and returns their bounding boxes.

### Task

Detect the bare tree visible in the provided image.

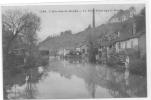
[2,9,41,71]
[2,10,41,55]
[2,10,24,53]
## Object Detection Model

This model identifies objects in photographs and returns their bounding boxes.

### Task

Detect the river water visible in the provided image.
[4,58,147,99]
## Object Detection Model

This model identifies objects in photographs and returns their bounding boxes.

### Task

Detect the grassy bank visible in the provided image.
[129,55,146,76]
[106,49,146,76]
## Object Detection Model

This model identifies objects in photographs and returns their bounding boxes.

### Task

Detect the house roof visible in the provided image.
[97,15,145,47]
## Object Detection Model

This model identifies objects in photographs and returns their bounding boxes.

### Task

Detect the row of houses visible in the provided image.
[96,16,145,64]
[73,7,146,64]
[97,30,145,62]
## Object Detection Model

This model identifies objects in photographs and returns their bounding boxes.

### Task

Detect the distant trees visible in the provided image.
[60,30,72,35]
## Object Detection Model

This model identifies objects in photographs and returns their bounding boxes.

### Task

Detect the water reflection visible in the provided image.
[4,65,49,99]
[4,58,147,99]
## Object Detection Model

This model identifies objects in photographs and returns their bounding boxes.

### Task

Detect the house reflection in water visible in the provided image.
[5,58,147,99]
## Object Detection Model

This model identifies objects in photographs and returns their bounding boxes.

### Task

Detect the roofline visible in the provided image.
[98,32,145,47]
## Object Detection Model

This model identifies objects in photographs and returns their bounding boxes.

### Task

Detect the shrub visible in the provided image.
[122,48,140,58]
[107,53,120,66]
[129,55,146,76]
[107,48,146,76]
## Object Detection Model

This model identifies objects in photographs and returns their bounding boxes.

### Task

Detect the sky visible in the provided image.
[2,4,145,42]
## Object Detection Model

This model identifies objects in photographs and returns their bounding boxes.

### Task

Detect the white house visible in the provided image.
[115,37,139,53]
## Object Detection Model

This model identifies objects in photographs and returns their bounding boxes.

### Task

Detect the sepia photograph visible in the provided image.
[1,2,147,99]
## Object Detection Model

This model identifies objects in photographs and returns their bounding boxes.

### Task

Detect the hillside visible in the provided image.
[39,14,145,51]
[39,27,91,50]
[38,23,125,51]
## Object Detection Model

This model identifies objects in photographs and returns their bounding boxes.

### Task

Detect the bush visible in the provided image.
[120,49,147,76]
[107,49,146,76]
[107,53,120,66]
[121,48,140,58]
[129,55,146,76]
[36,55,49,66]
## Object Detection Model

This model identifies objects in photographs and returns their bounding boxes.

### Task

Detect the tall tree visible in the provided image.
[2,10,41,55]
[2,10,41,69]
[2,10,24,54]
[20,12,41,56]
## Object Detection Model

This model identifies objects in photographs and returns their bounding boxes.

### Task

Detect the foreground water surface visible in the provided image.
[4,58,147,99]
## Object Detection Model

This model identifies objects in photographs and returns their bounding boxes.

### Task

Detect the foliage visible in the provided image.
[107,53,120,66]
[60,30,72,35]
[2,10,44,99]
[135,15,145,33]
[107,48,146,76]
[2,9,41,70]
[129,55,146,76]
[2,10,41,55]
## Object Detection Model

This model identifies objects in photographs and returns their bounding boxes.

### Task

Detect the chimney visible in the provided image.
[92,8,95,28]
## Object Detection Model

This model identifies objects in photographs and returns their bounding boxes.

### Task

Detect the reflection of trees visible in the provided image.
[3,67,26,99]
[2,9,43,99]
[25,82,35,99]
[83,65,97,98]
[97,67,130,97]
[24,72,37,99]
[85,80,96,98]
[48,60,147,98]
[4,65,47,99]
[23,68,46,99]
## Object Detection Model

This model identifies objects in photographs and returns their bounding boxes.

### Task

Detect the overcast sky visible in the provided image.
[2,4,145,41]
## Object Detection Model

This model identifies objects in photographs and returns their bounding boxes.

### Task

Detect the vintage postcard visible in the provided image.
[1,1,147,99]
